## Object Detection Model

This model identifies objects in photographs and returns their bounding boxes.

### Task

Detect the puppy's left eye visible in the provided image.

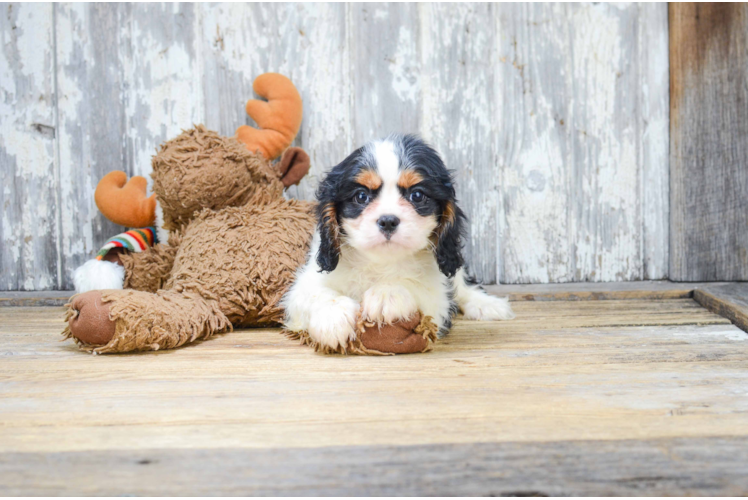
[409,189,426,203]
[353,190,370,204]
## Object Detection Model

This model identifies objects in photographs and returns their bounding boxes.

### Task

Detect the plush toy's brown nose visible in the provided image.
[377,215,400,235]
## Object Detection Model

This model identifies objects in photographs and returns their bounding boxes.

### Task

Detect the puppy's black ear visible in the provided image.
[315,180,341,272]
[434,200,465,278]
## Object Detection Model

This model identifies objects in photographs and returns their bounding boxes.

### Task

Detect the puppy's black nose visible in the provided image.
[377,215,400,235]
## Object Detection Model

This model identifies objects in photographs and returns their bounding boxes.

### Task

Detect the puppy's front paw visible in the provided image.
[462,294,515,321]
[308,296,359,351]
[362,285,418,325]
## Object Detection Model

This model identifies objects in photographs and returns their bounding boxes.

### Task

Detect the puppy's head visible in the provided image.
[316,134,465,277]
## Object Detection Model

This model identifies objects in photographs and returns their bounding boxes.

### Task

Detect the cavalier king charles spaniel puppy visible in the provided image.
[283,134,514,351]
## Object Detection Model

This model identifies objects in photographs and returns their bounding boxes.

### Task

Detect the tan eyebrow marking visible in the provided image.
[397,169,423,189]
[435,201,456,238]
[355,169,382,190]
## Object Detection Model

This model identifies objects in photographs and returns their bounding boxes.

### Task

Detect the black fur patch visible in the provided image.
[315,146,378,271]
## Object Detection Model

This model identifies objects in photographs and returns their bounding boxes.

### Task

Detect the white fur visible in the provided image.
[73,259,125,293]
[154,200,170,245]
[283,138,514,351]
[283,232,450,351]
[453,268,515,321]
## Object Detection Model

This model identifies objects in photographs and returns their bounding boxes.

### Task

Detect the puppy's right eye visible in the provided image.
[353,190,370,204]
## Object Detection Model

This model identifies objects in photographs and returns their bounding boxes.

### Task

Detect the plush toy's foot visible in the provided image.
[64,291,117,347]
[287,313,439,355]
[357,314,434,354]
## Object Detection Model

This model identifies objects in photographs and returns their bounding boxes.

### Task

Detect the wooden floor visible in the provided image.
[2,298,748,495]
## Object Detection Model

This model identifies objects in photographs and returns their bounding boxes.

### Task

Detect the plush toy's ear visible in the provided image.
[434,200,466,278]
[277,147,310,187]
[95,171,156,228]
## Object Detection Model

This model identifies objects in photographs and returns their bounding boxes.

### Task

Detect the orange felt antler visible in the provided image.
[235,73,303,160]
[94,171,156,228]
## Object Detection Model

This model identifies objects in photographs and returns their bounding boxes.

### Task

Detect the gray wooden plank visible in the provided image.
[669,3,748,281]
[0,291,70,307]
[349,3,421,147]
[1,281,737,307]
[55,3,131,288]
[3,3,673,290]
[56,4,202,289]
[485,280,729,302]
[638,3,670,280]
[0,3,60,291]
[199,3,352,201]
[497,3,669,284]
[694,283,748,333]
[420,3,499,284]
[2,437,748,495]
[126,3,202,181]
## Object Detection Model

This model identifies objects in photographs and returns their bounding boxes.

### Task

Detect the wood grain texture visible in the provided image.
[0,281,733,307]
[55,3,130,289]
[2,3,670,288]
[497,3,669,284]
[669,3,748,281]
[200,3,352,201]
[3,437,748,495]
[486,280,727,302]
[1,301,747,494]
[420,3,500,283]
[0,3,60,291]
[0,300,743,456]
[694,283,748,333]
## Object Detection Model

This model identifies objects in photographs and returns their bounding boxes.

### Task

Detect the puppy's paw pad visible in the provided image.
[362,285,418,324]
[462,295,515,321]
[308,296,359,350]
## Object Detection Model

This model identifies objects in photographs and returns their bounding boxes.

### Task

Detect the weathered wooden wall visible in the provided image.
[0,3,669,290]
[669,3,748,281]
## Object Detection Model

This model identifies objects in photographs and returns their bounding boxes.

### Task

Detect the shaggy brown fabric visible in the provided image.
[64,124,318,354]
[152,125,284,231]
[286,313,439,355]
[95,290,231,354]
[120,242,179,293]
[64,194,316,353]
[165,195,316,326]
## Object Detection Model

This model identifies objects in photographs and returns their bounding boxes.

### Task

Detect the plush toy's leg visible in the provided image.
[119,243,178,293]
[63,289,230,354]
[73,242,178,294]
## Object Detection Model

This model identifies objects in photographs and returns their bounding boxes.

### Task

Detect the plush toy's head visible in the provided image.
[151,126,284,231]
[94,73,310,232]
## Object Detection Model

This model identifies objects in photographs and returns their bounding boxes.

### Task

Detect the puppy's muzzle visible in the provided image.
[377,215,400,240]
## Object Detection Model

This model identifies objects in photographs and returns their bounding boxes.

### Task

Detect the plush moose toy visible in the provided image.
[64,73,437,355]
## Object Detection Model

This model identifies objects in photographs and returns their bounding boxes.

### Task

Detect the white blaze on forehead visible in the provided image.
[368,140,404,216]
[371,140,400,185]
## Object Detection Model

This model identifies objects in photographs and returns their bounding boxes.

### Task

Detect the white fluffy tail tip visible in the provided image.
[73,259,125,293]
[462,295,516,321]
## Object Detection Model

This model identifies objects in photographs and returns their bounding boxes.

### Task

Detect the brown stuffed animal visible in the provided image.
[63,73,435,355]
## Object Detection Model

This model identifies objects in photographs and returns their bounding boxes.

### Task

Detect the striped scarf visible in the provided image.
[95,227,158,260]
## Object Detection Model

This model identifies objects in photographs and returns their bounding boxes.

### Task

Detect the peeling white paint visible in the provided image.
[1,3,670,289]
